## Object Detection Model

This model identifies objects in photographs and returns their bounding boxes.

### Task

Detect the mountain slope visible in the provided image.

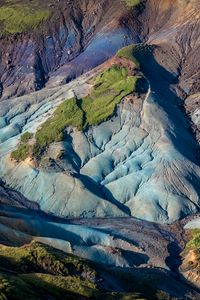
[0,240,196,300]
[0,0,199,222]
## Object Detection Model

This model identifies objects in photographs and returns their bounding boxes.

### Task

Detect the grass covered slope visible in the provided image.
[11,132,33,161]
[36,65,139,137]
[0,241,175,300]
[185,229,200,250]
[0,0,141,36]
[117,46,140,68]
[11,65,141,161]
[122,0,141,7]
[82,66,138,127]
[0,0,51,35]
[180,229,200,289]
[116,44,153,69]
[0,242,98,300]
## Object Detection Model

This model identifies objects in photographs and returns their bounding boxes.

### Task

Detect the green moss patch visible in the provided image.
[37,65,139,135]
[11,65,141,161]
[117,45,141,68]
[10,131,33,162]
[20,132,33,143]
[0,1,51,34]
[35,97,84,149]
[82,66,138,126]
[10,143,31,162]
[116,44,153,70]
[0,242,96,277]
[185,229,200,250]
[122,0,141,7]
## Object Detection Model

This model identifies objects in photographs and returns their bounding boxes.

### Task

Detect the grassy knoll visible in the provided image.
[0,242,97,300]
[11,144,31,162]
[20,132,33,143]
[82,65,138,127]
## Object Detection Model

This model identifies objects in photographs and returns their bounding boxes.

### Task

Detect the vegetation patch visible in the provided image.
[11,65,141,161]
[0,241,174,300]
[0,0,51,35]
[122,0,141,7]
[117,44,153,70]
[0,242,96,277]
[0,242,98,300]
[117,45,140,68]
[20,132,33,143]
[185,229,200,250]
[82,65,139,127]
[181,229,200,275]
[10,131,33,162]
[11,143,31,162]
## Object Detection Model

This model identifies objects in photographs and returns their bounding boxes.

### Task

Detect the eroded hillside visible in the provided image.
[0,0,199,223]
[0,0,200,298]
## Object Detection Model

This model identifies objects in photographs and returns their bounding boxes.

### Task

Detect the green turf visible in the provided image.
[34,65,139,153]
[0,242,98,299]
[0,0,51,34]
[35,97,84,149]
[0,241,96,277]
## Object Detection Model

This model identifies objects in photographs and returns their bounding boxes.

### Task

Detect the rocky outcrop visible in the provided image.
[180,249,200,289]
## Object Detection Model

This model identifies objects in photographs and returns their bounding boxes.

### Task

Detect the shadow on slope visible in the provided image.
[75,173,131,216]
[0,240,198,300]
[133,44,200,165]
